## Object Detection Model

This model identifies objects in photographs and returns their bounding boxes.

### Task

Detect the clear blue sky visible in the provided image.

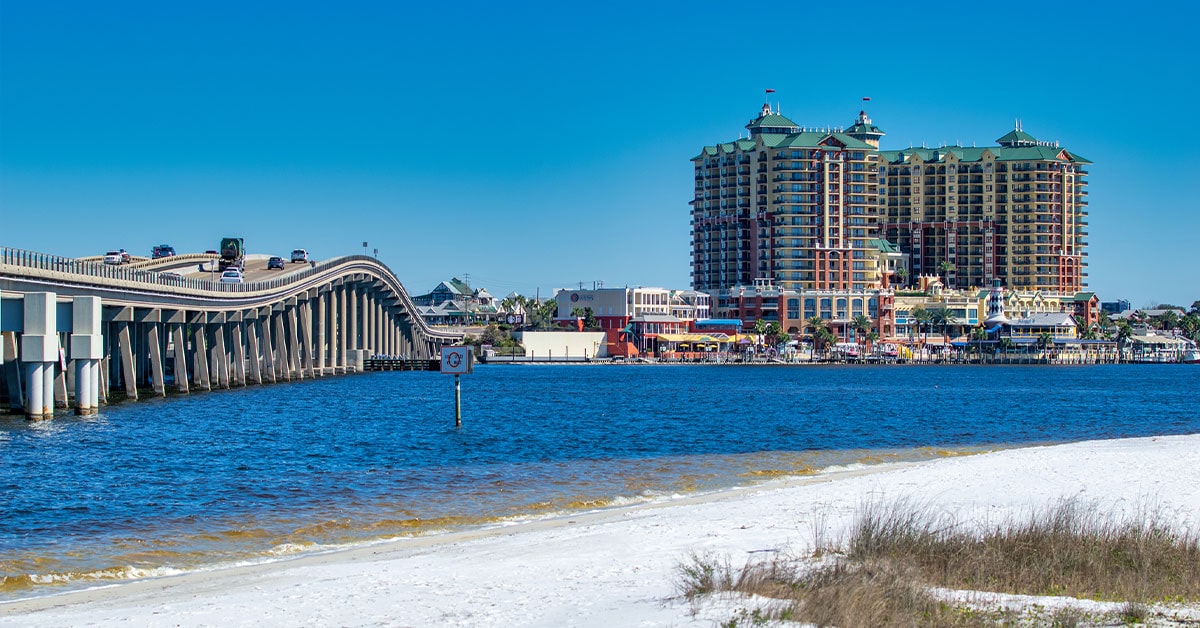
[2,1,1197,307]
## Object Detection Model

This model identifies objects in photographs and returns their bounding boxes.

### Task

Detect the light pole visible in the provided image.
[362,241,368,257]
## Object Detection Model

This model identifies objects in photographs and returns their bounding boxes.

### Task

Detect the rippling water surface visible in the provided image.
[1,364,1197,599]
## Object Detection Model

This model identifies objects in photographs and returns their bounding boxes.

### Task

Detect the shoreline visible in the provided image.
[4,433,1199,626]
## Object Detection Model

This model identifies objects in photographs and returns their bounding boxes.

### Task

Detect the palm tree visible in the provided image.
[911,306,931,345]
[938,260,954,288]
[928,306,957,346]
[1037,331,1054,360]
[851,314,872,346]
[766,321,783,349]
[1115,320,1133,361]
[816,327,837,360]
[970,326,988,351]
[895,266,908,288]
[806,316,827,361]
[777,332,792,359]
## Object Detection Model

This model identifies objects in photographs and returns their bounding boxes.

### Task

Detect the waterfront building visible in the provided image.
[691,102,1092,298]
[412,277,500,325]
[553,287,711,356]
[691,104,883,293]
[880,124,1091,293]
[1004,312,1078,340]
[711,278,895,342]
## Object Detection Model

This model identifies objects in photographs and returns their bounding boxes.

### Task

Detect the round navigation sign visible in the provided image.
[446,351,462,369]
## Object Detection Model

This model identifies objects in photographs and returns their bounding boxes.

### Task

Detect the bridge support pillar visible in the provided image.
[316,290,327,376]
[286,304,302,380]
[299,298,316,379]
[191,316,211,391]
[116,320,138,400]
[246,314,263,385]
[21,292,57,419]
[328,287,339,374]
[273,310,289,381]
[210,314,229,389]
[170,322,189,393]
[70,296,103,414]
[361,290,371,358]
[141,310,166,397]
[231,318,246,386]
[3,332,23,411]
[347,285,358,370]
[257,313,275,383]
[339,285,349,373]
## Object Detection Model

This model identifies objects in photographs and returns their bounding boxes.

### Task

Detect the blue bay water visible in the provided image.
[1,364,1197,599]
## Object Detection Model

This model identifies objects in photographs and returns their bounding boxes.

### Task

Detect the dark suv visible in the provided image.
[267,256,286,270]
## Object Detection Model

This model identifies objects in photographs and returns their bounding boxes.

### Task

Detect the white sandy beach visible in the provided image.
[3,434,1199,627]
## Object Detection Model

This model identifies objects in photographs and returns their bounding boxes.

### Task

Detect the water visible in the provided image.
[1,364,1197,599]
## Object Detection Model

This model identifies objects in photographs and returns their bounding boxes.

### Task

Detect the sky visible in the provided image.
[2,1,1197,307]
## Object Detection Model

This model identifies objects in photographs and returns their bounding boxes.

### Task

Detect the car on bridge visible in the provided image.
[290,249,309,263]
[152,244,176,258]
[103,251,123,265]
[267,256,286,270]
[219,268,244,283]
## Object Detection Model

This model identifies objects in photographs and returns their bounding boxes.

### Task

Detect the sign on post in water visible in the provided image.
[441,347,473,427]
[441,347,473,375]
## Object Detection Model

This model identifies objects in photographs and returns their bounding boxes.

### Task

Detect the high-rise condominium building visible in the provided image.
[690,103,1090,294]
[879,124,1090,292]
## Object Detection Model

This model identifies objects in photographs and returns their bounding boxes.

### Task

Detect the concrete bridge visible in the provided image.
[0,247,462,419]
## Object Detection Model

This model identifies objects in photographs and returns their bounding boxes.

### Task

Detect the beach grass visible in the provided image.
[676,498,1200,626]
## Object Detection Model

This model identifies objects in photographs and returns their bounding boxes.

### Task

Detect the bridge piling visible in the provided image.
[20,292,57,419]
[71,297,103,414]
[231,319,247,386]
[192,318,211,391]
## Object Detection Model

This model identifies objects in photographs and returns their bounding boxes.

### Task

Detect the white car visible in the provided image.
[219,269,244,283]
[290,249,309,263]
[103,251,123,265]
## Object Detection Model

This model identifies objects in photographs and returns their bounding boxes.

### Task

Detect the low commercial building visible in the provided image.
[711,278,895,342]
[553,287,711,357]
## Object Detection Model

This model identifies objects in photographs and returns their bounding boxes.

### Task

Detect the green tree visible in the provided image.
[765,321,783,347]
[928,306,957,344]
[816,327,837,360]
[895,266,908,288]
[1154,311,1180,332]
[970,326,988,354]
[480,324,509,347]
[1181,313,1200,341]
[806,316,828,361]
[1190,300,1200,315]
[527,298,558,330]
[851,314,873,345]
[912,306,931,343]
[911,306,931,344]
[938,261,954,288]
[1037,331,1054,359]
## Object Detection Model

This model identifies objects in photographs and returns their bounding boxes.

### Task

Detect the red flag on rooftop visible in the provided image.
[863,96,871,101]
[765,89,776,93]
